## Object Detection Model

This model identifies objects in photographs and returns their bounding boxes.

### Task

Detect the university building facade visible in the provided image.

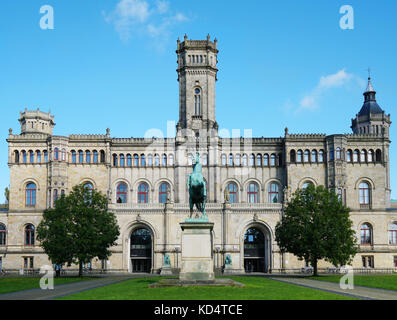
[1,36,396,273]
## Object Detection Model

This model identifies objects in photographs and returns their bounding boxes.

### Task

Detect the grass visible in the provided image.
[0,277,95,294]
[309,274,397,291]
[56,276,356,300]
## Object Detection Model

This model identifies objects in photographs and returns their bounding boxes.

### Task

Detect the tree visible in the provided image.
[4,187,9,206]
[275,184,357,276]
[37,184,120,277]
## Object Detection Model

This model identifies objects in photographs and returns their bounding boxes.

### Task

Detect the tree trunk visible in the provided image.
[313,259,318,277]
[79,261,83,277]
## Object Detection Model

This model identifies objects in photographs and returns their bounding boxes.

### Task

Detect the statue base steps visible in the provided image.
[148,278,245,288]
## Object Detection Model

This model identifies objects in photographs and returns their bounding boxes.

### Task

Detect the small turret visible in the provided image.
[19,108,55,135]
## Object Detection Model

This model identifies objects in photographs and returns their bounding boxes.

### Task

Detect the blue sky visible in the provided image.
[0,0,396,202]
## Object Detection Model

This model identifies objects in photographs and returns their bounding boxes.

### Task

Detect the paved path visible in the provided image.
[271,277,397,300]
[0,274,157,300]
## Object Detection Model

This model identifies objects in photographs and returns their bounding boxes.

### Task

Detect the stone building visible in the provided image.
[1,35,396,273]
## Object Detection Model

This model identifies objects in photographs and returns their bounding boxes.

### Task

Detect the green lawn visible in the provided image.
[309,274,397,291]
[56,276,356,300]
[0,277,95,294]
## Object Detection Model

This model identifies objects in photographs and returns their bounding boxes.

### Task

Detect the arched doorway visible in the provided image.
[244,227,269,273]
[130,228,152,273]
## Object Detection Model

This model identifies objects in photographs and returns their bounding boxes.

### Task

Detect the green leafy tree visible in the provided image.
[275,185,358,276]
[37,184,120,277]
[4,187,9,206]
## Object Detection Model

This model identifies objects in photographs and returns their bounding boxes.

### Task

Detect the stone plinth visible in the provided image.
[179,221,214,282]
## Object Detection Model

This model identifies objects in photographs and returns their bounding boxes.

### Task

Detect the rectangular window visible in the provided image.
[23,257,33,269]
[362,256,374,268]
[389,231,397,245]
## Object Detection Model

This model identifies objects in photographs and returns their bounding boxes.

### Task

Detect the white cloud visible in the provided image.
[104,0,189,43]
[297,69,362,112]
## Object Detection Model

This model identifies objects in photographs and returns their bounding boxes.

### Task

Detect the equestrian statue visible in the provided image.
[187,153,207,221]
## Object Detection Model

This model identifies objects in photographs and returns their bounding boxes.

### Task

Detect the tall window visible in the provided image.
[268,183,279,203]
[359,182,370,205]
[311,150,317,163]
[14,150,20,163]
[242,154,248,166]
[336,148,341,160]
[360,150,366,163]
[329,148,334,161]
[93,150,98,163]
[100,150,105,163]
[29,150,34,163]
[249,154,255,166]
[61,149,66,161]
[117,183,128,203]
[235,154,241,166]
[188,154,193,166]
[270,154,276,166]
[71,150,76,163]
[120,154,125,167]
[346,150,352,162]
[221,154,226,166]
[353,150,359,163]
[24,224,35,246]
[54,148,59,161]
[162,154,167,166]
[304,150,310,163]
[25,183,36,206]
[138,183,149,203]
[264,154,269,166]
[86,150,91,163]
[44,150,48,163]
[154,154,159,166]
[194,88,201,115]
[227,183,238,203]
[297,150,303,163]
[22,150,27,163]
[127,154,132,166]
[134,154,139,166]
[202,154,208,166]
[360,224,372,245]
[113,154,118,167]
[159,183,169,204]
[229,154,234,166]
[375,149,382,162]
[247,183,259,204]
[79,150,84,163]
[389,224,397,245]
[367,150,374,162]
[256,154,262,166]
[318,150,324,163]
[169,154,174,166]
[0,224,6,246]
[53,189,58,206]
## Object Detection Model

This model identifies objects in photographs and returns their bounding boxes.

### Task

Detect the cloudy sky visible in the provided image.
[0,0,396,202]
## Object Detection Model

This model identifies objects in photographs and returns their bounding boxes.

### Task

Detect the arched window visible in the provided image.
[304,150,310,163]
[360,223,372,245]
[25,183,36,206]
[302,181,314,190]
[346,149,352,162]
[86,150,91,163]
[120,154,125,167]
[127,154,132,167]
[359,182,370,205]
[22,150,27,163]
[249,154,255,166]
[138,183,149,203]
[54,148,59,161]
[227,182,238,203]
[247,182,259,204]
[360,150,366,163]
[243,154,248,166]
[53,189,58,206]
[29,150,34,163]
[375,149,382,162]
[134,154,139,166]
[311,150,317,163]
[290,150,296,163]
[221,154,226,166]
[169,154,174,166]
[194,88,201,115]
[79,150,84,163]
[256,154,262,166]
[71,150,76,163]
[159,183,169,204]
[367,150,374,163]
[0,224,6,246]
[83,182,94,191]
[353,150,359,163]
[61,149,66,161]
[116,183,128,204]
[162,154,167,166]
[229,154,234,166]
[113,154,118,167]
[100,150,105,163]
[389,224,397,245]
[93,150,98,163]
[270,154,276,166]
[235,154,241,166]
[147,154,152,166]
[263,154,269,166]
[24,224,35,246]
[297,150,303,163]
[14,150,20,163]
[268,182,280,203]
[318,150,324,163]
[154,154,159,166]
[336,148,341,160]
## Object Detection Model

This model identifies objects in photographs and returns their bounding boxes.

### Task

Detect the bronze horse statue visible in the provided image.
[187,154,207,220]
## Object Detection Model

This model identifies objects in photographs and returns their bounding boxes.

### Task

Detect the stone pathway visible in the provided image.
[0,274,156,300]
[271,277,397,300]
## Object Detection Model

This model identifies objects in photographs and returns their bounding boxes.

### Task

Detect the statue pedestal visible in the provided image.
[160,265,173,276]
[179,221,214,282]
